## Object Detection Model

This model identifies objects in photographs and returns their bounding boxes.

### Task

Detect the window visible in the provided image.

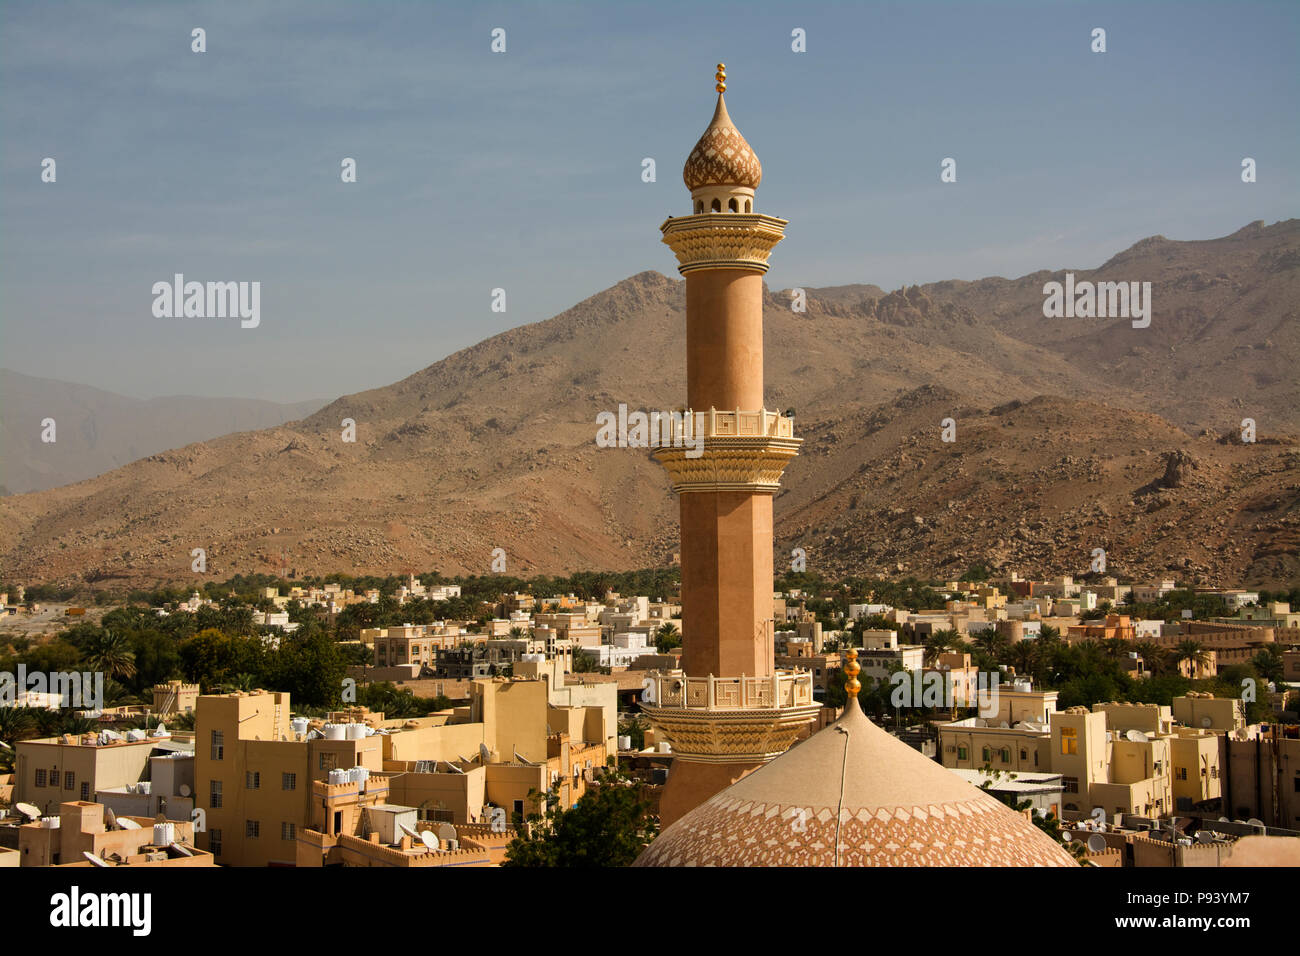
[957,746,968,761]
[210,730,224,760]
[1020,749,1027,760]
[727,198,738,212]
[319,752,337,771]
[1177,767,1187,781]
[80,783,90,801]
[710,199,721,212]
[281,822,295,841]
[245,771,260,790]
[246,820,260,838]
[282,772,297,791]
[64,771,75,791]
[210,780,223,808]
[1063,776,1079,794]
[1060,727,1078,755]
[981,746,991,763]
[744,199,752,213]
[209,829,222,855]
[35,769,47,788]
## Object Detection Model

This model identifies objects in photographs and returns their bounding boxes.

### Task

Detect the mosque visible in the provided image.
[634,66,1076,867]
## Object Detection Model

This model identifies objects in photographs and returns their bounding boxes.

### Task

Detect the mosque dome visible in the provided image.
[682,92,762,191]
[681,65,762,219]
[634,652,1077,867]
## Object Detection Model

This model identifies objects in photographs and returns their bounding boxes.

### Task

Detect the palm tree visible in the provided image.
[923,628,962,666]
[1134,641,1171,677]
[1173,639,1211,678]
[655,622,681,653]
[0,707,35,769]
[974,629,1011,663]
[1251,646,1284,684]
[1009,640,1038,677]
[85,630,136,681]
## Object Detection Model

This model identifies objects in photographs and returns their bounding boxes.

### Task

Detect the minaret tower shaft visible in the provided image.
[642,66,820,826]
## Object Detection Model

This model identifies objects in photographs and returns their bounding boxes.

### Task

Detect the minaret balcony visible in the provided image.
[660,213,788,275]
[651,407,801,494]
[639,671,821,763]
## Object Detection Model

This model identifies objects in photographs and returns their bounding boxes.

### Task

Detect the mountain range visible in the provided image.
[0,219,1296,589]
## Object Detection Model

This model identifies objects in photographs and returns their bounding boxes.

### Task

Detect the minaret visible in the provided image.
[642,65,820,826]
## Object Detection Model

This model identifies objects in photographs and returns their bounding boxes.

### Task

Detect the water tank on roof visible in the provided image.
[346,723,366,740]
[618,735,632,751]
[125,729,147,742]
[153,822,175,845]
[323,723,346,740]
[328,769,347,785]
[290,718,309,737]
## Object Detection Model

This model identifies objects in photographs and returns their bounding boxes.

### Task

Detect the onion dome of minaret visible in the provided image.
[634,650,1078,867]
[682,65,763,201]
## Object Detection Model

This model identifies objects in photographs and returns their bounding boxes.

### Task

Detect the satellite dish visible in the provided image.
[15,802,40,822]
[1201,717,1212,728]
[179,784,192,797]
[169,842,193,857]
[117,818,142,830]
[420,830,440,852]
[1126,729,1149,743]
[1194,831,1213,844]
[1247,818,1265,829]
[83,851,111,867]
[1218,816,1230,823]
[479,743,491,762]
[1086,834,1107,854]
[103,807,118,828]
[435,822,457,842]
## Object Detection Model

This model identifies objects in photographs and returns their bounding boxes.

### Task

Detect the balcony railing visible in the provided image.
[644,671,813,710]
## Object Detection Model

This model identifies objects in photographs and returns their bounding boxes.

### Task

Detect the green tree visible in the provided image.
[654,622,681,653]
[503,768,659,867]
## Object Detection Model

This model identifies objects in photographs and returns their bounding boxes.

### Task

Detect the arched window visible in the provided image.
[744,199,752,213]
[728,198,738,212]
[710,198,721,212]
[695,200,703,213]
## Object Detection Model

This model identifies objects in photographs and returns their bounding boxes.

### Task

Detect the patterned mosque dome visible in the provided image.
[634,651,1078,867]
[681,65,763,191]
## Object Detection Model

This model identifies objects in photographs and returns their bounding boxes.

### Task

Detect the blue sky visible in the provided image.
[2,0,1295,402]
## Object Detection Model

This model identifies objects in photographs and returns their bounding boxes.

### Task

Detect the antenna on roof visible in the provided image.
[1086,834,1107,854]
[117,818,142,830]
[169,842,193,857]
[15,802,40,822]
[420,830,440,852]
[83,851,112,867]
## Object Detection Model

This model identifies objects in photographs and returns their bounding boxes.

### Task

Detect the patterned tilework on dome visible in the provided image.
[682,94,763,191]
[633,791,1077,867]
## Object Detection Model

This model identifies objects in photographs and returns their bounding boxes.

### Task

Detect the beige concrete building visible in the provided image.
[18,800,210,868]
[14,731,176,814]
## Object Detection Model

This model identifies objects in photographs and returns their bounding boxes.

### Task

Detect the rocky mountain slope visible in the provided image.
[0,219,1296,588]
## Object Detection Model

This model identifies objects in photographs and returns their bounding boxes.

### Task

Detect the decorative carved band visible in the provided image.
[659,214,788,275]
[639,703,822,763]
[654,437,801,493]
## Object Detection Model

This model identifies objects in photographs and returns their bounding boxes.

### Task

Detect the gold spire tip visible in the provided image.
[715,63,726,93]
[843,647,861,698]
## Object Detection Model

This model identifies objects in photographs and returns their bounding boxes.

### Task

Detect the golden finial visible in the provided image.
[715,63,726,93]
[843,647,861,698]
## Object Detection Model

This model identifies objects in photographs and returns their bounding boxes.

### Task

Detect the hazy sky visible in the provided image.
[2,0,1296,402]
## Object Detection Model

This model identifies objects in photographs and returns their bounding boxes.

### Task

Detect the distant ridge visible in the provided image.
[0,220,1296,587]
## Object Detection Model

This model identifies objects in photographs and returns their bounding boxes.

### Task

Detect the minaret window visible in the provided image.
[711,198,721,212]
[728,198,738,212]
[696,200,704,213]
[745,199,752,212]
